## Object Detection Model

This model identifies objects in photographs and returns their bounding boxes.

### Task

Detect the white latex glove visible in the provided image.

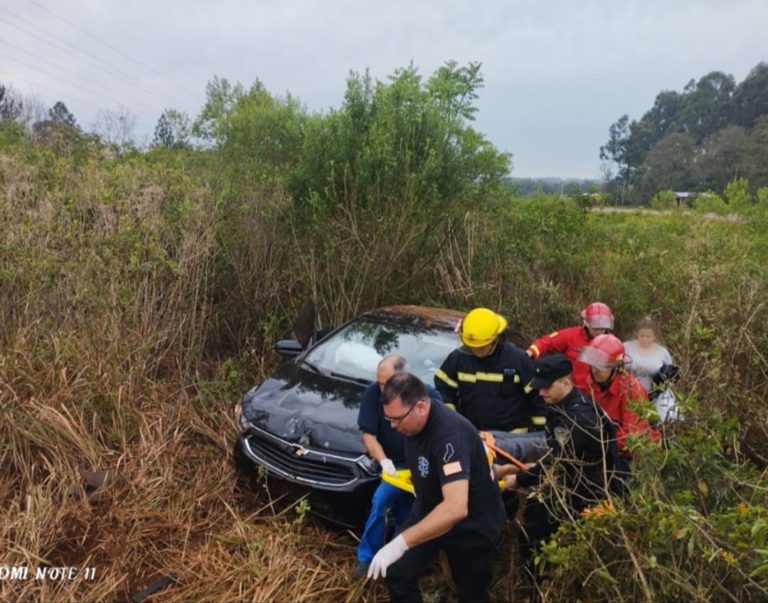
[379,458,397,477]
[367,534,409,580]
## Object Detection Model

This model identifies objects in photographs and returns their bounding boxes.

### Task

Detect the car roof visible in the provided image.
[360,305,465,331]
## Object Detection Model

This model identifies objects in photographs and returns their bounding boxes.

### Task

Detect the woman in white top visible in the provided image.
[624,317,677,421]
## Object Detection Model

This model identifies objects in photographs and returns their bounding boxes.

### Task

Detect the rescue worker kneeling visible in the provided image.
[500,354,619,577]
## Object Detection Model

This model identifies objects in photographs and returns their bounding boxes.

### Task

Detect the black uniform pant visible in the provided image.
[385,538,498,603]
[519,498,560,564]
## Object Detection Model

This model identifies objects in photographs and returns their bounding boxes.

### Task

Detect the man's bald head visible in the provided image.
[377,355,407,389]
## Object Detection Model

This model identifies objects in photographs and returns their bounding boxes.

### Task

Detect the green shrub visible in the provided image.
[724,177,752,210]
[537,415,768,602]
[694,192,729,214]
[650,189,676,210]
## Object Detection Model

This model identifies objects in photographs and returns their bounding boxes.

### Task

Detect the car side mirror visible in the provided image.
[274,339,304,358]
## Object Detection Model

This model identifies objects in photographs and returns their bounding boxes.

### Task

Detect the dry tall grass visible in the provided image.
[0,150,381,602]
[1,381,386,602]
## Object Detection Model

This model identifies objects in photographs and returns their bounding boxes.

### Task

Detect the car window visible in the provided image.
[304,318,458,384]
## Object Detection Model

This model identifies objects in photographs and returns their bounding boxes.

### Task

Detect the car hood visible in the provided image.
[241,362,368,455]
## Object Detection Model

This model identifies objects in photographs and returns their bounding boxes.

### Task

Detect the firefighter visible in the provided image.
[434,307,546,433]
[578,334,660,463]
[527,302,615,392]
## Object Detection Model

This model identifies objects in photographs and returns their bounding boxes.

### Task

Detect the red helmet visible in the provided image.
[581,302,614,330]
[579,334,629,370]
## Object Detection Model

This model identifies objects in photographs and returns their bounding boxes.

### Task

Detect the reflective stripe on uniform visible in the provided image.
[510,427,529,434]
[457,371,504,383]
[446,403,457,411]
[523,384,533,394]
[531,416,546,426]
[435,369,459,389]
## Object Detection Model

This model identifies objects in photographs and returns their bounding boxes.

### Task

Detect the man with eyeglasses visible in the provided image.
[368,372,505,603]
[355,356,443,576]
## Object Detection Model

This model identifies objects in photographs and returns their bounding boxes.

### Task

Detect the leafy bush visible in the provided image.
[536,414,768,601]
[724,177,752,209]
[650,189,676,210]
[694,192,729,214]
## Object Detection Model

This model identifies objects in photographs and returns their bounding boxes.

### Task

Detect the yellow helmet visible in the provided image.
[460,308,508,348]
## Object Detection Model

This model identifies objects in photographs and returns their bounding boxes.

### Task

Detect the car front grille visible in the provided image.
[242,429,362,489]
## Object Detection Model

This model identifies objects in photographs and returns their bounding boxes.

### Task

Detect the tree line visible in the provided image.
[601,62,768,203]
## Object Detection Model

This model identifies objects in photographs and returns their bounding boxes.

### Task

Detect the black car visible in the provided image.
[234,304,464,527]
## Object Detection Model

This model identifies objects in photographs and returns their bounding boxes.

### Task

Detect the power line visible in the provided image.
[29,0,200,98]
[0,7,193,113]
[4,70,105,113]
[0,39,159,118]
[4,70,154,143]
[0,50,155,123]
[0,6,190,112]
[3,69,153,129]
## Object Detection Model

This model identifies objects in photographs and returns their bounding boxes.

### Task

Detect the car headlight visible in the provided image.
[357,455,378,475]
[234,403,251,432]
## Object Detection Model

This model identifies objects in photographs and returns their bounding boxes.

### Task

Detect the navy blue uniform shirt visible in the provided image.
[404,400,506,548]
[516,387,619,511]
[357,381,442,465]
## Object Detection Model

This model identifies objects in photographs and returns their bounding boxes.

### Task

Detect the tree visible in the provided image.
[152,109,191,149]
[93,107,137,151]
[645,90,684,139]
[600,115,631,202]
[288,62,511,315]
[696,126,749,191]
[0,84,23,122]
[600,115,630,176]
[638,133,696,200]
[745,116,768,189]
[48,101,78,128]
[32,100,81,151]
[295,63,510,215]
[731,62,768,129]
[671,71,735,143]
[192,76,245,142]
[426,61,483,124]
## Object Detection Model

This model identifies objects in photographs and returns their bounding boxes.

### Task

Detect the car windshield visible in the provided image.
[304,318,458,384]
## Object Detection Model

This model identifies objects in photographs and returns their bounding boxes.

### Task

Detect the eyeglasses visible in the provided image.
[384,402,418,425]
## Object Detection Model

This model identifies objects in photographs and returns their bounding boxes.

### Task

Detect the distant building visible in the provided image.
[675,192,697,207]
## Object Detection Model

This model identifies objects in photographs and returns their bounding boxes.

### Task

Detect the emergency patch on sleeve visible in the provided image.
[443,461,463,476]
[443,443,455,463]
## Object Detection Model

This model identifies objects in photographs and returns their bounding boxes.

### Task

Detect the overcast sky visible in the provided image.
[1,0,766,178]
